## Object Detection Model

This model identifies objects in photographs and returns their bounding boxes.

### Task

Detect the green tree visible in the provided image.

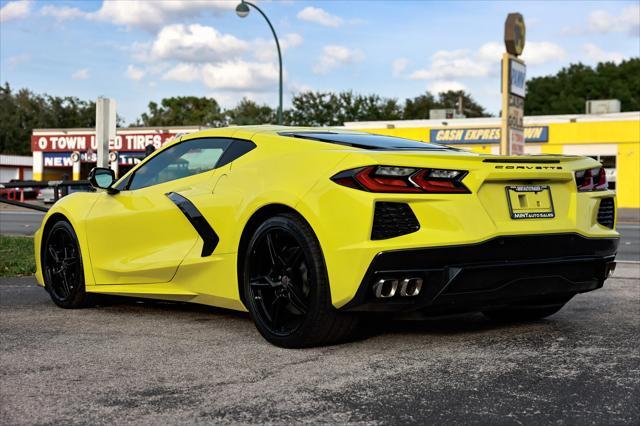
[401,90,490,119]
[435,90,490,118]
[525,58,640,115]
[402,92,439,119]
[226,98,275,125]
[135,96,223,127]
[286,91,402,126]
[0,82,102,155]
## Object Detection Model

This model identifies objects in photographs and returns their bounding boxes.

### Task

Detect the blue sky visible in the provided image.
[1,0,639,124]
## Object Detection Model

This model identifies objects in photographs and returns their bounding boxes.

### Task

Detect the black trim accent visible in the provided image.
[166,192,219,257]
[114,173,132,191]
[216,139,257,168]
[371,202,420,240]
[597,198,615,229]
[340,233,618,313]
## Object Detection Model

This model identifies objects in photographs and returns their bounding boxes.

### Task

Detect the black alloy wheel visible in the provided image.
[43,221,90,308]
[247,227,310,336]
[243,213,358,348]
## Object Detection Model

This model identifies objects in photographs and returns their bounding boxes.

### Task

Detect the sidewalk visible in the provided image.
[618,208,640,224]
[0,200,48,211]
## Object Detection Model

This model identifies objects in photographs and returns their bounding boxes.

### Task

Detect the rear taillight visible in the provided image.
[575,166,608,192]
[331,166,470,194]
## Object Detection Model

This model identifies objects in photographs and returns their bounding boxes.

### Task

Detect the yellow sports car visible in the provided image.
[34,126,619,347]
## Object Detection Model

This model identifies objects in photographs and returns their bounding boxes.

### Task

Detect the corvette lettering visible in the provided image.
[495,165,563,170]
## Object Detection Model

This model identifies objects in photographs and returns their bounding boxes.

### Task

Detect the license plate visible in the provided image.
[506,185,555,219]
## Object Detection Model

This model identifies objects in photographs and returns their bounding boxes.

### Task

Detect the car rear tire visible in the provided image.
[43,220,93,309]
[242,213,359,348]
[482,299,569,322]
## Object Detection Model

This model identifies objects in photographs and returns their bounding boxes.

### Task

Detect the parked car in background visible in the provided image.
[37,184,93,204]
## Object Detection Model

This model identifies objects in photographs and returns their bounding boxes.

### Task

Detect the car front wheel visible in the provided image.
[242,213,358,348]
[43,220,92,309]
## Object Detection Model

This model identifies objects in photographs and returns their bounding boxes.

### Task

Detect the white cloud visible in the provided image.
[91,0,236,31]
[392,58,409,77]
[0,0,31,23]
[162,63,200,82]
[297,6,343,27]
[522,41,566,65]
[476,41,566,65]
[163,60,279,91]
[588,5,640,36]
[313,45,364,74]
[40,5,85,20]
[72,68,90,80]
[409,54,489,80]
[150,24,248,63]
[125,22,291,94]
[36,1,240,30]
[476,42,503,63]
[253,33,303,61]
[582,43,625,64]
[126,65,145,81]
[410,40,565,81]
[427,80,468,94]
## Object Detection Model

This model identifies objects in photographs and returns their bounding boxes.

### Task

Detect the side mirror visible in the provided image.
[88,167,119,194]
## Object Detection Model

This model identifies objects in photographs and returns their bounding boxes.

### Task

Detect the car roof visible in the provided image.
[183,125,451,151]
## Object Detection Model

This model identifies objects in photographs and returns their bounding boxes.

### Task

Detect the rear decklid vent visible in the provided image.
[372,202,420,240]
[597,198,615,229]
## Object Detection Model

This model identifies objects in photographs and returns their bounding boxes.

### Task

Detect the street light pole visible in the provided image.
[236,1,283,125]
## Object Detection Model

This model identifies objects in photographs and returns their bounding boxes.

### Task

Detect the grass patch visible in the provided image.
[0,236,36,277]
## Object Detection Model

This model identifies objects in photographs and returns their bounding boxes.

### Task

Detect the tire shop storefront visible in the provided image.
[31,126,201,181]
[346,112,640,209]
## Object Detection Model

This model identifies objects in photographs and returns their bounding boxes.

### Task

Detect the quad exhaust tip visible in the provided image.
[373,278,423,299]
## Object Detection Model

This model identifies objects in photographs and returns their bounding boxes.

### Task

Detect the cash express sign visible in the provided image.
[430,127,548,145]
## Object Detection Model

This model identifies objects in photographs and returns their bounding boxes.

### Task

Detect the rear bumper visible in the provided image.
[340,233,618,313]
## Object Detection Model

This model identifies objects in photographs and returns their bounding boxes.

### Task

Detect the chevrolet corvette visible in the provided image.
[34,126,619,347]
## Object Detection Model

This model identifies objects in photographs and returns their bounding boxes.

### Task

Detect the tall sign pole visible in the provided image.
[500,13,526,155]
[95,98,116,169]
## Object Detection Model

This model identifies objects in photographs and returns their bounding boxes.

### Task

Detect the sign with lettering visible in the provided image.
[510,60,526,98]
[504,13,526,56]
[429,126,548,144]
[509,129,525,154]
[43,151,147,167]
[32,132,181,152]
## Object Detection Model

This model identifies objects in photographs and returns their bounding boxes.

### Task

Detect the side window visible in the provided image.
[128,138,232,190]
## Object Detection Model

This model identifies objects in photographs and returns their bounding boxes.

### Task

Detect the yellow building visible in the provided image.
[345,112,640,208]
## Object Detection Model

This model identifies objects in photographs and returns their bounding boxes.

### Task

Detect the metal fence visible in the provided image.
[0,180,92,212]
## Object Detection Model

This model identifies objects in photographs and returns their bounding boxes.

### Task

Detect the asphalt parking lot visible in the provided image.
[1,263,638,424]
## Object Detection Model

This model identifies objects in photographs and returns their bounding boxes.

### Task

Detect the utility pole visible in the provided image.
[500,13,527,155]
[95,98,116,171]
